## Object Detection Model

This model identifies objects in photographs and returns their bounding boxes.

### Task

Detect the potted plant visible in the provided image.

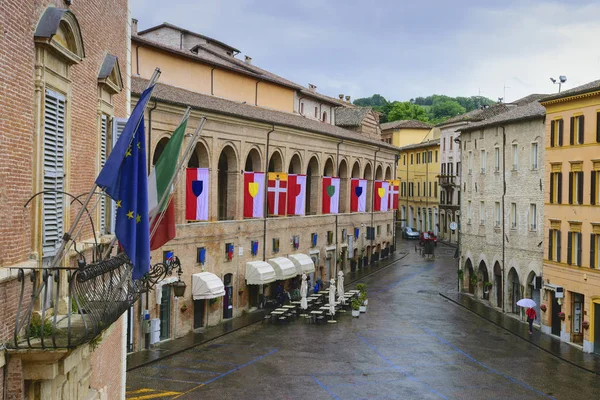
[470,275,478,287]
[558,311,565,321]
[483,281,492,293]
[357,283,368,306]
[180,304,188,313]
[358,293,367,313]
[540,304,547,312]
[582,321,590,329]
[457,269,464,280]
[351,298,361,317]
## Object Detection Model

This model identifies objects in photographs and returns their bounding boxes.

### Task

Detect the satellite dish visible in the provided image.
[559,76,567,83]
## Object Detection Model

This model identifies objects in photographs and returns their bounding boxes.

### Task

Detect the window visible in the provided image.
[529,204,537,231]
[550,172,563,204]
[376,225,381,236]
[441,164,446,175]
[423,151,427,163]
[495,202,500,227]
[410,154,414,164]
[570,115,584,145]
[512,143,518,170]
[597,111,600,143]
[322,111,328,122]
[450,136,453,150]
[327,231,333,245]
[417,183,420,197]
[428,151,432,163]
[403,154,406,165]
[42,90,66,257]
[225,243,234,260]
[480,149,486,173]
[300,102,304,114]
[272,238,280,253]
[441,191,446,204]
[550,119,564,147]
[567,231,582,266]
[494,147,500,171]
[457,162,461,177]
[480,201,485,225]
[449,163,453,176]
[401,182,406,197]
[569,171,584,205]
[468,151,473,174]
[592,170,599,205]
[429,182,432,198]
[531,142,538,170]
[99,115,108,234]
[311,233,318,247]
[423,182,426,196]
[548,229,561,262]
[434,182,438,197]
[468,201,472,224]
[435,150,438,162]
[443,138,446,151]
[511,203,517,229]
[314,107,318,118]
[591,233,599,269]
[417,153,420,164]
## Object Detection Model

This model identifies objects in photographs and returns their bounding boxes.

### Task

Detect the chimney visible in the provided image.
[131,18,138,36]
[308,83,317,93]
[244,55,252,65]
[345,95,351,103]
[339,94,344,100]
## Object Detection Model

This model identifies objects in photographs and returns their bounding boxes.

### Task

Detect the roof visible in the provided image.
[380,120,432,130]
[460,101,546,132]
[436,103,510,127]
[98,54,117,79]
[334,107,372,127]
[509,94,548,106]
[540,79,600,103]
[137,22,240,54]
[132,77,398,151]
[397,139,440,152]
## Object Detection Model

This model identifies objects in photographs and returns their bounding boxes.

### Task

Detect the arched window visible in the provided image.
[322,111,328,122]
[306,156,320,215]
[217,145,238,220]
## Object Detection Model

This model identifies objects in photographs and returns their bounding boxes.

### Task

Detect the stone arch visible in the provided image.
[35,8,85,63]
[268,149,284,172]
[375,165,383,180]
[152,137,169,166]
[493,261,503,308]
[384,166,392,180]
[188,140,210,168]
[363,163,373,212]
[306,155,320,215]
[217,144,238,220]
[338,158,349,213]
[287,152,302,174]
[244,147,262,172]
[351,160,361,178]
[323,157,335,177]
[507,267,521,314]
[465,258,475,294]
[478,260,490,300]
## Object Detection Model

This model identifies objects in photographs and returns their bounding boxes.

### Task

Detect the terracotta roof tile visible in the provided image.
[380,120,432,130]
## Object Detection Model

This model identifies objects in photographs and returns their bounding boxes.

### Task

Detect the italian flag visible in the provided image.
[148,119,188,250]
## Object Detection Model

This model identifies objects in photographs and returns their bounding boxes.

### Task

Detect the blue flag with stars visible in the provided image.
[96,86,154,280]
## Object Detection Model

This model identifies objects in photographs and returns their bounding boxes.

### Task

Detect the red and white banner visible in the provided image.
[267,172,287,216]
[350,178,367,212]
[186,168,209,221]
[374,180,390,212]
[387,180,399,210]
[287,174,306,215]
[244,172,265,218]
[322,177,340,214]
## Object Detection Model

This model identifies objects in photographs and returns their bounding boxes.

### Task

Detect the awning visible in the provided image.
[192,272,225,300]
[246,261,277,285]
[268,257,298,280]
[288,253,315,275]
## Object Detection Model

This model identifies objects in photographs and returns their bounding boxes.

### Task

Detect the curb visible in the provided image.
[127,252,408,371]
[439,292,599,376]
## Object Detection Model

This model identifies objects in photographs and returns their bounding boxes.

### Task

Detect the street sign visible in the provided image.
[449,222,458,231]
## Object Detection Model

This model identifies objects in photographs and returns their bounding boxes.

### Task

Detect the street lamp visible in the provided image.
[550,76,567,93]
[168,256,187,297]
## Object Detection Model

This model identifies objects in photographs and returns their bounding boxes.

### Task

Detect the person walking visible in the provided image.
[526,307,537,335]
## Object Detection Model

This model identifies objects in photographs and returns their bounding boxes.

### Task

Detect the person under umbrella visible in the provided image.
[300,273,308,313]
[516,298,537,335]
[337,270,345,305]
[328,278,336,320]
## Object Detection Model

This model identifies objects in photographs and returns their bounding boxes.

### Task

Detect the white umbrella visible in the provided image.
[300,273,308,311]
[516,298,536,308]
[337,271,345,305]
[329,279,336,317]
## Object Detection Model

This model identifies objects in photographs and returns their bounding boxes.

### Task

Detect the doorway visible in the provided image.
[193,299,205,329]
[494,262,502,308]
[223,273,233,319]
[159,285,171,341]
[572,293,583,344]
[594,303,600,355]
[551,293,561,336]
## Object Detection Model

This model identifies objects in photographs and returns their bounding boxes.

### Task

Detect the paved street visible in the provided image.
[126,240,600,399]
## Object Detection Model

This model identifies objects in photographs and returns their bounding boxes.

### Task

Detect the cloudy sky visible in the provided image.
[131,0,600,103]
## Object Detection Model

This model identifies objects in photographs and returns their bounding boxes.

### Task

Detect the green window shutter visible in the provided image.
[556,230,561,262]
[550,121,555,147]
[548,229,553,260]
[567,231,572,265]
[568,172,573,204]
[591,234,596,269]
[578,115,585,144]
[557,172,563,204]
[558,119,564,146]
[577,172,584,205]
[42,90,66,257]
[549,173,554,204]
[569,117,575,145]
[577,232,582,266]
[591,171,597,205]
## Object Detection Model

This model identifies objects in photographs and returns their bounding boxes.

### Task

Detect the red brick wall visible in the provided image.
[0,0,129,268]
[5,357,24,400]
[0,277,32,344]
[90,314,125,400]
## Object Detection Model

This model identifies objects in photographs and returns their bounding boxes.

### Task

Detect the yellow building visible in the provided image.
[381,119,434,147]
[397,139,440,234]
[540,80,600,355]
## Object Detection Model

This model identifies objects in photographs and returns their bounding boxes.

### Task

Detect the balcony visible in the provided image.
[439,174,456,187]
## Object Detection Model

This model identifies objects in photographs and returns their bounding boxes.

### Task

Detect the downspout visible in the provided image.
[371,147,381,263]
[135,45,140,76]
[210,67,217,95]
[147,99,158,172]
[255,80,261,106]
[393,154,399,252]
[335,139,344,277]
[501,126,506,313]
[262,126,276,262]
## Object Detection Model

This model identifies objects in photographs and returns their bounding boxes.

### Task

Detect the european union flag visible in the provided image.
[96,86,154,280]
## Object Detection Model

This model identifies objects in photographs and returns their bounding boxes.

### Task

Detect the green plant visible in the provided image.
[469,276,478,286]
[457,270,464,279]
[356,283,367,297]
[351,298,361,311]
[359,292,367,304]
[484,281,493,289]
[209,298,219,306]
[89,334,103,352]
[27,314,54,339]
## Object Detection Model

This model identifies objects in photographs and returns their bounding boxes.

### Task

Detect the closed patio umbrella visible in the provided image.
[329,279,336,317]
[300,273,308,311]
[337,271,345,305]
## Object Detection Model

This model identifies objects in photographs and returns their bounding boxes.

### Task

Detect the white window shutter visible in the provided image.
[42,90,66,257]
[99,115,108,234]
[109,117,127,233]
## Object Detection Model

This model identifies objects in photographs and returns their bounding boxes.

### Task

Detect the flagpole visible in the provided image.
[150,117,206,239]
[48,68,162,270]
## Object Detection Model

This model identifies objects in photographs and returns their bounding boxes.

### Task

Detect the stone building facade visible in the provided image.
[0,1,130,399]
[540,81,600,354]
[459,101,545,321]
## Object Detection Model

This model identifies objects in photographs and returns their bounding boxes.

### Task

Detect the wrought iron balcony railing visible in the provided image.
[438,174,456,187]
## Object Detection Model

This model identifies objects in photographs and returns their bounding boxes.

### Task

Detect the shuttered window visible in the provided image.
[42,90,66,257]
[108,118,127,234]
[99,115,108,234]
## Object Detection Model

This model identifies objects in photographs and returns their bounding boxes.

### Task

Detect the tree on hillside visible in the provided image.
[431,99,466,120]
[353,94,388,107]
[387,102,429,123]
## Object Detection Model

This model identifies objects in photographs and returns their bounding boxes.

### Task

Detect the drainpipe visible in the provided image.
[393,154,399,252]
[262,126,276,261]
[501,126,506,313]
[210,67,217,95]
[371,147,381,262]
[335,139,344,277]
[147,99,158,172]
[135,45,140,76]
[255,80,261,106]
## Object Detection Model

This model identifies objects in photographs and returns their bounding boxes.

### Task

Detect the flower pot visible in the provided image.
[559,314,565,321]
[540,304,547,312]
[352,309,360,317]
[582,321,590,329]
[359,305,367,313]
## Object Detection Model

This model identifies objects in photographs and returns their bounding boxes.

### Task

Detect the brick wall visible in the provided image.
[90,315,125,400]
